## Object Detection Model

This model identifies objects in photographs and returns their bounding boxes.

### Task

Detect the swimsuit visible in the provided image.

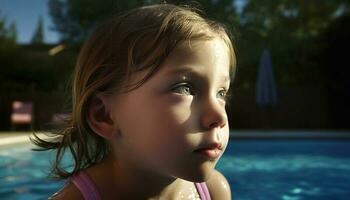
[70,171,211,200]
[71,171,211,200]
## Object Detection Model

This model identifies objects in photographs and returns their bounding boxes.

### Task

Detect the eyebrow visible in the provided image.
[165,67,231,84]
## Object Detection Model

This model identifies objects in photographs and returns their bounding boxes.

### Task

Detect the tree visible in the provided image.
[48,0,150,44]
[0,12,18,64]
[236,0,349,86]
[31,16,44,45]
[48,0,239,44]
[0,13,17,48]
[0,12,20,130]
[319,12,350,128]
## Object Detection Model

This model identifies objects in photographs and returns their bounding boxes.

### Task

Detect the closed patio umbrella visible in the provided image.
[256,49,278,107]
[255,49,278,129]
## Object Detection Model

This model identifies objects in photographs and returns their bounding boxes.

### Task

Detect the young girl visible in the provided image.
[34,3,236,200]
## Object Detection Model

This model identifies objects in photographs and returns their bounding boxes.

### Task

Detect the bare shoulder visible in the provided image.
[206,169,232,200]
[48,182,84,200]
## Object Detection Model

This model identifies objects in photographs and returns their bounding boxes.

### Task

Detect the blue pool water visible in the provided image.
[1,139,350,200]
[217,140,350,200]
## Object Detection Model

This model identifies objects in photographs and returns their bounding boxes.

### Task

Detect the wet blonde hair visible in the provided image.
[32,3,236,179]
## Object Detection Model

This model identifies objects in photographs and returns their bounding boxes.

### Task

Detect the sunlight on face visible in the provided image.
[111,38,231,182]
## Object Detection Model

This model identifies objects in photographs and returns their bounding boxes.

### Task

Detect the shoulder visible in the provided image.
[48,181,84,200]
[206,169,232,200]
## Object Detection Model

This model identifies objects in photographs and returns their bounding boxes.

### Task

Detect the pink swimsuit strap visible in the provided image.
[70,171,101,200]
[194,182,212,200]
[70,171,211,200]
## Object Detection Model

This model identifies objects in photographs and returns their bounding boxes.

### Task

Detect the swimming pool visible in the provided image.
[218,140,350,200]
[1,139,350,200]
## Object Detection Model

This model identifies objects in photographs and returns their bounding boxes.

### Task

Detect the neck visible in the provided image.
[87,153,184,199]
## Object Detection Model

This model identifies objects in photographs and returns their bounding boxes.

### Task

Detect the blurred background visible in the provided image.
[0,0,349,131]
[1,0,350,200]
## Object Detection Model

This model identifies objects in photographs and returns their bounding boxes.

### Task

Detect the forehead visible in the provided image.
[169,39,226,59]
[167,39,230,70]
[135,40,231,87]
[124,38,231,92]
[173,38,230,56]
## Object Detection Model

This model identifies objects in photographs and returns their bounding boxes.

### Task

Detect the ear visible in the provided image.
[87,93,118,140]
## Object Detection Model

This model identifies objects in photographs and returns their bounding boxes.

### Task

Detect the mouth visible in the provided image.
[193,147,222,159]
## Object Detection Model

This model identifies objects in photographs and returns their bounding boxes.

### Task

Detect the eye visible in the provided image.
[171,83,194,95]
[217,89,227,99]
[217,89,231,102]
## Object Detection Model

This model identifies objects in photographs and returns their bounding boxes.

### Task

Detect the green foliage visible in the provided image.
[46,0,350,87]
[0,12,19,89]
[0,12,21,130]
[1,1,349,129]
[0,13,17,52]
[236,0,350,87]
[48,0,154,44]
[31,16,45,45]
[317,12,350,128]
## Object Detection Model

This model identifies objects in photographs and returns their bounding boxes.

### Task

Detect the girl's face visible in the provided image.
[110,38,231,182]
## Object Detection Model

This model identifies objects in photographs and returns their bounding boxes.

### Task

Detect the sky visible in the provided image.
[0,0,60,44]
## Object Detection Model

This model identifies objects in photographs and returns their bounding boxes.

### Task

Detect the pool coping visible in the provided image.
[0,132,49,147]
[0,130,349,147]
[230,130,350,140]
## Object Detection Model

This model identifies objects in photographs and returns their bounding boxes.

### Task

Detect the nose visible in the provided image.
[200,95,227,130]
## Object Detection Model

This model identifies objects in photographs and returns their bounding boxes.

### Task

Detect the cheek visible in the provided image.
[148,97,193,146]
[143,98,195,158]
[156,97,193,129]
[131,94,194,137]
[116,94,193,148]
[221,122,230,151]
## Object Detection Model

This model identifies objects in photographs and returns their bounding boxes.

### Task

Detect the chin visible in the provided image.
[177,163,216,183]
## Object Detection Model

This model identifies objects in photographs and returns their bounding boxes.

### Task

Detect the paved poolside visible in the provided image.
[0,132,29,146]
[0,132,49,147]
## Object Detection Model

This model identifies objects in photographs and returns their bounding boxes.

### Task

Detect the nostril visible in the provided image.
[209,117,226,129]
[204,116,226,131]
[209,121,218,129]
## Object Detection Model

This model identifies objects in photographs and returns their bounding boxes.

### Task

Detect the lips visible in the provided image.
[194,148,222,159]
[193,143,223,159]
